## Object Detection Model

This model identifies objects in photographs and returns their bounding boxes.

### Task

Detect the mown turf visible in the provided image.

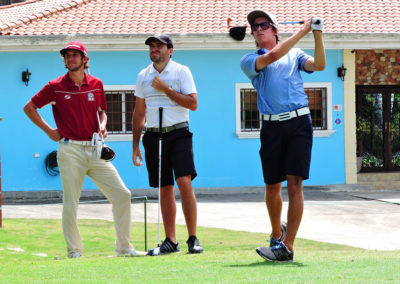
[0,219,399,283]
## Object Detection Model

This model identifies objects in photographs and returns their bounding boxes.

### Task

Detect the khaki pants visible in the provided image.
[57,142,133,257]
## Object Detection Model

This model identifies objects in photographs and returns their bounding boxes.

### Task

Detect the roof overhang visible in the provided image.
[0,33,399,52]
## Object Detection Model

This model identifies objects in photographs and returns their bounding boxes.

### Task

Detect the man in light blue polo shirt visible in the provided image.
[240,10,326,262]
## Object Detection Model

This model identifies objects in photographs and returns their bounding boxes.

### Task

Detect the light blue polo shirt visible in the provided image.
[240,48,312,115]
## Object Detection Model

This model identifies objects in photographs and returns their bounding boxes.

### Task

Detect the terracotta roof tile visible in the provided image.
[0,0,400,36]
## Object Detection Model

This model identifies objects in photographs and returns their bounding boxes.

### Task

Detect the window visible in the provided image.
[104,85,135,141]
[241,88,260,131]
[235,82,334,138]
[306,87,327,130]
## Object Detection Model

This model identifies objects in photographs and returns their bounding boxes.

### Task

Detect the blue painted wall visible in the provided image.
[0,49,344,191]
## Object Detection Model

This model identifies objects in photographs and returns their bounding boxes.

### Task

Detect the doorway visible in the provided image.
[356,86,400,172]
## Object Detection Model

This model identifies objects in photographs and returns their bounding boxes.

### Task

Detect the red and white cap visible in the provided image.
[60,41,88,56]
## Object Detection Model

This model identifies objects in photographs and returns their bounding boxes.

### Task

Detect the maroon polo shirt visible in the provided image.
[31,73,107,141]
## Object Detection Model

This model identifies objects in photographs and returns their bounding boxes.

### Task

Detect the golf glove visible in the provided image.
[311,18,323,32]
[91,132,103,159]
[93,144,102,159]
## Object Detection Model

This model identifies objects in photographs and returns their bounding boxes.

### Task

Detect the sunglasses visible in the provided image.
[251,22,271,32]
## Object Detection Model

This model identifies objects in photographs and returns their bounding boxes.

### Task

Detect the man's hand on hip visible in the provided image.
[48,128,62,142]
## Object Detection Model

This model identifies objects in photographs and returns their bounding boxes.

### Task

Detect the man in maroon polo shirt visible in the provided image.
[24,41,144,258]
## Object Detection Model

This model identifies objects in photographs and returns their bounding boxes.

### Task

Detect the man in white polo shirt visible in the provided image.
[132,34,203,255]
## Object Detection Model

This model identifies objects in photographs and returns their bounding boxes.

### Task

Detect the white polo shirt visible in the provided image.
[135,59,197,127]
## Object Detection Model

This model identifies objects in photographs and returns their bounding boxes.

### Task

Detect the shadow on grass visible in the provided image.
[227,261,306,268]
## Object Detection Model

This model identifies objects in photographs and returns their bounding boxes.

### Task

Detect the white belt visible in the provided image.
[60,138,92,146]
[263,107,310,122]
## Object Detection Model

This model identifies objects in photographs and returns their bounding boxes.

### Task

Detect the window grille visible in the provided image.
[240,88,260,131]
[239,87,327,132]
[305,88,327,130]
[105,90,135,134]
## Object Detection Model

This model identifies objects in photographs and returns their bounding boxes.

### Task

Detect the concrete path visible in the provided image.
[3,186,400,251]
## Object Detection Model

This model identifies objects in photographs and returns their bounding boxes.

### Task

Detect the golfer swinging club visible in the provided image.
[240,11,326,262]
[132,34,203,255]
[24,41,144,258]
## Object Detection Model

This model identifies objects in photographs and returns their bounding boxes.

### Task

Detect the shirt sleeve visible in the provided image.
[179,66,197,95]
[99,81,107,111]
[297,49,314,74]
[240,53,258,80]
[135,71,145,99]
[31,82,55,109]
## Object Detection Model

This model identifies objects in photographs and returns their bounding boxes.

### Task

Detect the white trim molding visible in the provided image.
[235,83,254,138]
[304,81,334,136]
[343,50,357,184]
[1,33,400,52]
[104,85,135,91]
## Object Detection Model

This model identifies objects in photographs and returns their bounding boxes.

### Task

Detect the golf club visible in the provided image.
[147,107,163,256]
[157,107,163,248]
[227,17,311,41]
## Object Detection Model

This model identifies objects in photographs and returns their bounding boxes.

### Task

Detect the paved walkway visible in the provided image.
[3,186,400,251]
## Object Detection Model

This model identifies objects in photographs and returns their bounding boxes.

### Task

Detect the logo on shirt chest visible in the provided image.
[88,92,95,101]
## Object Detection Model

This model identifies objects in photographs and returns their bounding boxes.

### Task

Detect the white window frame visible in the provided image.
[235,82,335,139]
[103,85,135,141]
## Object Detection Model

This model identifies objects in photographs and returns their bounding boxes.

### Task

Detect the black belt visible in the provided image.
[145,122,188,134]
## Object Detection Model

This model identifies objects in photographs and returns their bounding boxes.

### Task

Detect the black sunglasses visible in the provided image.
[251,22,271,32]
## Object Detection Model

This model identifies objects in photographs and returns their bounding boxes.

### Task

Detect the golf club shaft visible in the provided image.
[279,21,304,25]
[158,107,163,246]
[227,17,304,27]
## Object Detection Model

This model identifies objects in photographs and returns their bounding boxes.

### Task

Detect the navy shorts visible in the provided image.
[259,114,313,185]
[142,127,197,187]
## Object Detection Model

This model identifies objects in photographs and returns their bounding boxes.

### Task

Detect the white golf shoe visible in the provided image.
[69,252,82,259]
[116,249,146,257]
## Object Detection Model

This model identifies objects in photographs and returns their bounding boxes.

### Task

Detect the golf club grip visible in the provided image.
[159,107,163,135]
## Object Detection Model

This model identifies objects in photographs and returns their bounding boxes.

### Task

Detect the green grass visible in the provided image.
[0,219,399,283]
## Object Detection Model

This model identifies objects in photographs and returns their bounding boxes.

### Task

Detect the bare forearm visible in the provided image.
[312,31,326,71]
[131,97,146,166]
[132,113,145,149]
[272,29,308,58]
[98,110,107,129]
[24,101,61,141]
[164,88,198,111]
[152,76,198,111]
[132,127,143,149]
[257,28,308,70]
[24,104,53,135]
[97,110,108,138]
